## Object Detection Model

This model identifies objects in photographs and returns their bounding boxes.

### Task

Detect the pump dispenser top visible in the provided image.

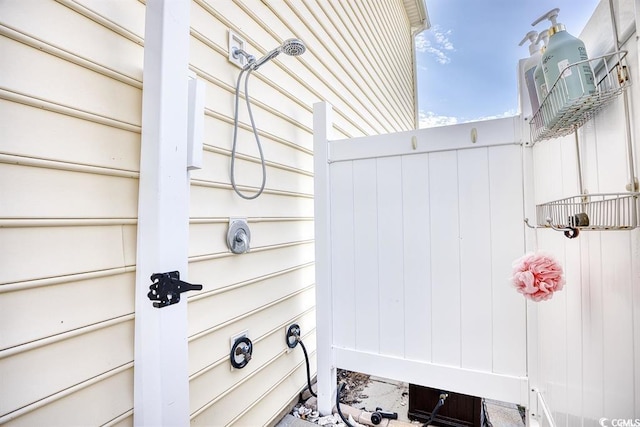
[532,8,565,36]
[536,30,550,51]
[519,31,539,56]
[519,30,542,117]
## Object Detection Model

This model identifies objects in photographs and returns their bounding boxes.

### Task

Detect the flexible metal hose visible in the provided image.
[230,67,267,199]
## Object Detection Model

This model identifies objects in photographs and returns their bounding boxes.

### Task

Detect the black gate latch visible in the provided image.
[147,271,202,308]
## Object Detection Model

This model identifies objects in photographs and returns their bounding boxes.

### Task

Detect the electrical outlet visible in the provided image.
[228,30,247,68]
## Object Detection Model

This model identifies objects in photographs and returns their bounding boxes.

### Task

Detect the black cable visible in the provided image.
[336,382,355,427]
[298,339,317,397]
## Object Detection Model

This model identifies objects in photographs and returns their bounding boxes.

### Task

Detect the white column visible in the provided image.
[134,1,191,425]
[313,102,337,415]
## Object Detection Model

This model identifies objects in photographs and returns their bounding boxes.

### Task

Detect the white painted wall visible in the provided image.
[525,0,640,424]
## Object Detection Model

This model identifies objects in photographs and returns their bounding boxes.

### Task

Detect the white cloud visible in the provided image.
[419,110,459,128]
[415,26,455,65]
[418,109,518,129]
[414,32,428,52]
[468,109,518,122]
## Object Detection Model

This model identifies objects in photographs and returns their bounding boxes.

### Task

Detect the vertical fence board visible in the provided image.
[581,233,604,421]
[353,159,380,352]
[458,148,493,372]
[601,233,635,417]
[376,156,405,356]
[330,161,356,348]
[401,154,432,361]
[428,151,461,367]
[488,145,527,376]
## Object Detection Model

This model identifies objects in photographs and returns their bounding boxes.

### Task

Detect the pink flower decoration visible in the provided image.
[511,252,565,301]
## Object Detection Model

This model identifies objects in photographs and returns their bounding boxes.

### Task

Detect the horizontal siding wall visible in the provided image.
[187,0,416,424]
[1,0,417,425]
[0,0,144,425]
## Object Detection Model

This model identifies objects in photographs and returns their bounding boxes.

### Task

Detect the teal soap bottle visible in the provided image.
[532,8,596,123]
[518,30,541,117]
[533,30,550,105]
[533,30,550,127]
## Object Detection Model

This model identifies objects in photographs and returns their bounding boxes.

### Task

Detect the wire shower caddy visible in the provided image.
[535,192,639,231]
[525,50,639,237]
[530,50,630,142]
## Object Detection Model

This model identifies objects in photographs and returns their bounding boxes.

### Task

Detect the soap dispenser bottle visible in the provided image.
[518,30,541,117]
[532,8,596,119]
[533,30,550,104]
[533,30,550,127]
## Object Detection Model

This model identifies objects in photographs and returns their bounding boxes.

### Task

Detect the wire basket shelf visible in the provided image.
[530,51,631,143]
[536,192,639,230]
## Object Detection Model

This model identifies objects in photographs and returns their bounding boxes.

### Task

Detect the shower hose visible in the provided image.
[230,66,267,200]
[299,339,317,398]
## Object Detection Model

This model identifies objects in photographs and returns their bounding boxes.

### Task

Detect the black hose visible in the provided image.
[298,339,317,397]
[336,382,355,427]
[425,393,448,426]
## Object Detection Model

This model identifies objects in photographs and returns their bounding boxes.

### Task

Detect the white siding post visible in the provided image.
[313,102,336,415]
[134,1,191,426]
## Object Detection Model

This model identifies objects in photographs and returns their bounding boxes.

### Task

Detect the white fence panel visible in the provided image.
[314,102,529,414]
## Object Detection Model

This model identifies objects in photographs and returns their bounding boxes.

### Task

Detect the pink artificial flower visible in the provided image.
[511,252,565,301]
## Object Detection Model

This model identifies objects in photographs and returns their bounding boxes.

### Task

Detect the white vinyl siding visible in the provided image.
[0,0,143,425]
[1,0,418,425]
[186,0,417,423]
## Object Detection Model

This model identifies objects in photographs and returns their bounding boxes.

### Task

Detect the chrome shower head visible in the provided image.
[281,38,306,56]
[251,38,306,70]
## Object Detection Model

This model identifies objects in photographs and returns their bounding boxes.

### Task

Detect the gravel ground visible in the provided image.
[337,369,371,406]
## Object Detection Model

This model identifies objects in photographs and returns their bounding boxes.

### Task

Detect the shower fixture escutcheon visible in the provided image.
[227,218,251,254]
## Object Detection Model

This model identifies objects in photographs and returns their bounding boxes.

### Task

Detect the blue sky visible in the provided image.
[416,0,600,127]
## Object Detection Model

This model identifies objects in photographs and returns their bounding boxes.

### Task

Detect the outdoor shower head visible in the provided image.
[281,38,306,56]
[251,38,306,70]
